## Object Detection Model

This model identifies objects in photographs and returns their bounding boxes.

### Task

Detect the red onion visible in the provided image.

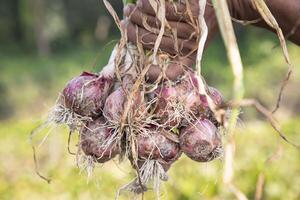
[154,85,178,101]
[175,73,198,96]
[179,118,222,162]
[208,86,223,106]
[153,85,180,127]
[103,87,126,122]
[183,91,205,114]
[136,130,181,163]
[61,46,119,118]
[103,87,144,122]
[153,85,178,112]
[80,117,118,163]
[153,73,208,126]
[62,72,113,117]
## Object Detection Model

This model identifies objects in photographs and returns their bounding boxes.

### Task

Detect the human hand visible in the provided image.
[121,0,217,81]
[122,0,217,61]
[123,0,300,53]
[121,0,300,81]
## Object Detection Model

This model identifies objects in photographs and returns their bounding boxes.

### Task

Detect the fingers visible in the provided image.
[120,18,196,82]
[137,0,199,22]
[124,4,199,40]
[121,20,197,57]
[146,58,193,83]
[146,64,161,82]
[146,63,184,82]
[165,63,185,80]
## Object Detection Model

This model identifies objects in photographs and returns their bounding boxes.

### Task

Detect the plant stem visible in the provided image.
[195,0,208,77]
[211,0,246,199]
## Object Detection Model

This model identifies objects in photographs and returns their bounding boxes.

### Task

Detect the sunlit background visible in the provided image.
[0,0,299,199]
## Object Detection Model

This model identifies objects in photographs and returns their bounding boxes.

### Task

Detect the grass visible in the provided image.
[0,118,299,200]
[0,44,116,119]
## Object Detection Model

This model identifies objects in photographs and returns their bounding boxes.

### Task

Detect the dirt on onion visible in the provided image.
[80,117,119,163]
[62,72,113,117]
[180,118,222,162]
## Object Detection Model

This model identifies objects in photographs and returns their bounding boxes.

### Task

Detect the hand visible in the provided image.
[121,0,300,81]
[121,0,217,81]
[122,0,217,62]
[123,0,300,53]
[227,0,300,45]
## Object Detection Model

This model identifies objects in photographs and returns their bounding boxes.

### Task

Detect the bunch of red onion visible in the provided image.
[49,44,224,194]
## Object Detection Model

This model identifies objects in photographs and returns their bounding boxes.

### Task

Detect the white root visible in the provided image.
[195,0,208,76]
[115,160,167,200]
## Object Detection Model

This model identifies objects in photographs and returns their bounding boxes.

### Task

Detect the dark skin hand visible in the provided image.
[121,0,300,80]
[121,0,216,81]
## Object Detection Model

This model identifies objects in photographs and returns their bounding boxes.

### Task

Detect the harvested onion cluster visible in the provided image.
[50,47,224,193]
[48,0,225,194]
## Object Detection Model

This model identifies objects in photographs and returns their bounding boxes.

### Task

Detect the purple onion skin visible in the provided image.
[136,131,181,163]
[153,86,177,113]
[153,74,207,126]
[80,117,118,163]
[180,118,222,162]
[103,87,126,122]
[103,87,144,122]
[62,72,113,117]
[153,86,181,127]
[208,86,223,106]
[175,73,198,96]
[184,91,206,115]
[154,86,177,110]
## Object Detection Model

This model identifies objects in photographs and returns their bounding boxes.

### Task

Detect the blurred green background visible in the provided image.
[0,0,299,199]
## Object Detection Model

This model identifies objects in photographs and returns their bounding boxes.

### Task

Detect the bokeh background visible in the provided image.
[0,0,300,199]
